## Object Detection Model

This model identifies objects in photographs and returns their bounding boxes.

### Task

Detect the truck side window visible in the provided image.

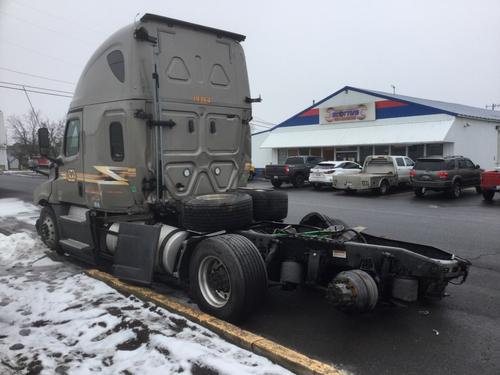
[464,159,475,169]
[396,157,405,166]
[107,50,125,83]
[109,122,124,161]
[64,119,80,157]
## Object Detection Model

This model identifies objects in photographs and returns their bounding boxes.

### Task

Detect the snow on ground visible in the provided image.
[0,199,292,375]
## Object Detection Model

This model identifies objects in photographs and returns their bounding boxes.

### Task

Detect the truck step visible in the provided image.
[59,214,87,224]
[59,238,91,252]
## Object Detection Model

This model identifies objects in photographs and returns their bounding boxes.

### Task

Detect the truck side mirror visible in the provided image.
[38,128,50,157]
[475,164,480,169]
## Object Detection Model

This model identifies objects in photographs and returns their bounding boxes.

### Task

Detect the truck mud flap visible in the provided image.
[113,223,161,286]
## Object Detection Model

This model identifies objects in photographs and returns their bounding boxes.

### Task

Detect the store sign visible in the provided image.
[320,103,375,124]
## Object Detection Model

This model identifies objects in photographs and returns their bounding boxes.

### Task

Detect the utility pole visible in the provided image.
[391,84,396,94]
[485,103,500,111]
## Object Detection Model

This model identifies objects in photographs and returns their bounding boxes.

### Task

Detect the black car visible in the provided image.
[410,156,482,198]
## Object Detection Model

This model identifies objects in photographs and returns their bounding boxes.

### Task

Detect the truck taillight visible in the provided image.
[437,171,449,179]
[410,170,416,178]
[284,166,289,174]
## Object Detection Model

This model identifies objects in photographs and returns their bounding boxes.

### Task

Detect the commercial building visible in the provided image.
[252,86,500,171]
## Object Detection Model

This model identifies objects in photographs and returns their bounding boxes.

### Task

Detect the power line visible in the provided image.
[0,67,75,85]
[0,38,82,67]
[0,81,73,94]
[8,0,106,35]
[0,84,73,98]
[0,10,95,46]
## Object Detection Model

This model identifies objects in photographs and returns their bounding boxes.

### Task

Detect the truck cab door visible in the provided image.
[53,111,86,205]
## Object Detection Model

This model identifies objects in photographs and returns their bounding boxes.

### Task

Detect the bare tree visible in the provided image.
[7,110,65,168]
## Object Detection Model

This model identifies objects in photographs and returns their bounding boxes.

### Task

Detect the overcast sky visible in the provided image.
[1,0,499,132]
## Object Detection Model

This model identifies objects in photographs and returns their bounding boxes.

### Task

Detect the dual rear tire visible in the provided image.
[189,234,267,323]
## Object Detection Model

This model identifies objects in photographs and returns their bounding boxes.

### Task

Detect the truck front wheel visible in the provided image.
[38,206,64,255]
[189,234,267,323]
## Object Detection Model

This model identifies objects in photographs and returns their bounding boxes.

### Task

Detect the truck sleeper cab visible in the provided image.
[35,14,470,324]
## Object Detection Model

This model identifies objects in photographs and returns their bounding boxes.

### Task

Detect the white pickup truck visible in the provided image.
[332,155,414,194]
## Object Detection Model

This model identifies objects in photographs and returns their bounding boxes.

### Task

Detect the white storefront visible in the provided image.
[252,86,500,172]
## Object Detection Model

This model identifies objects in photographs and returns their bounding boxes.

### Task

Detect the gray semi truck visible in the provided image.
[34,14,469,323]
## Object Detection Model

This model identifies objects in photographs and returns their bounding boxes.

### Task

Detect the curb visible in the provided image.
[85,269,344,375]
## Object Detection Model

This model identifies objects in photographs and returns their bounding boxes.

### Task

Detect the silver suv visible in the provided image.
[411,156,482,198]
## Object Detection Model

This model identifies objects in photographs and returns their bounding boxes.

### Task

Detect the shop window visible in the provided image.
[287,149,298,156]
[359,145,373,165]
[278,149,287,164]
[336,146,357,152]
[408,144,425,160]
[64,118,80,157]
[390,145,406,156]
[310,147,322,157]
[426,143,443,156]
[322,148,334,161]
[107,50,125,83]
[109,122,124,161]
[374,145,389,155]
[299,147,310,156]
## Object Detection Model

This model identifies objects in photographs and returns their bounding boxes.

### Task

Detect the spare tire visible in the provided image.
[238,188,288,221]
[182,193,253,232]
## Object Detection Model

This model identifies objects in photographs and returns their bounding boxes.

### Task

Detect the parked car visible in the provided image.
[309,161,362,190]
[264,156,323,188]
[480,168,500,201]
[332,155,414,195]
[411,156,482,198]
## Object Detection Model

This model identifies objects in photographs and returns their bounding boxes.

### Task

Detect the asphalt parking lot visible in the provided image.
[2,173,499,375]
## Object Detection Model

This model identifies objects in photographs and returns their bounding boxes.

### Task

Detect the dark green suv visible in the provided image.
[410,156,482,198]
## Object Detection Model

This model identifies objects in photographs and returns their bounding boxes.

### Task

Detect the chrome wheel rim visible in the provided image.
[42,215,56,247]
[198,256,231,308]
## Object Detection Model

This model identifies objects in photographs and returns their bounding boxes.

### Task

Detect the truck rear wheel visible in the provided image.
[238,189,288,221]
[182,193,252,232]
[271,180,282,188]
[379,180,390,195]
[189,234,267,322]
[292,174,305,188]
[414,187,426,197]
[38,206,64,255]
[483,189,495,201]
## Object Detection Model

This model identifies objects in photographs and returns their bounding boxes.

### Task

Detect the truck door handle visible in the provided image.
[210,121,216,134]
[188,119,194,133]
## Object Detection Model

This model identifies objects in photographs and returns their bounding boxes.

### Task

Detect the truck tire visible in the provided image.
[189,234,267,322]
[238,189,288,221]
[271,180,282,188]
[292,174,305,188]
[483,189,495,201]
[39,206,64,255]
[414,187,426,197]
[379,180,390,195]
[475,186,482,194]
[182,193,252,232]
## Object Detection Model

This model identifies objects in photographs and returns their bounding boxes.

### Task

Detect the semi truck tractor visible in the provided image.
[35,14,470,323]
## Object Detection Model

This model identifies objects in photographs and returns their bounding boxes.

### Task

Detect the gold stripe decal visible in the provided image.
[61,166,136,186]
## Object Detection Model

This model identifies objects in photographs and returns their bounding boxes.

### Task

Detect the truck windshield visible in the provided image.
[415,160,447,171]
[285,157,304,164]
